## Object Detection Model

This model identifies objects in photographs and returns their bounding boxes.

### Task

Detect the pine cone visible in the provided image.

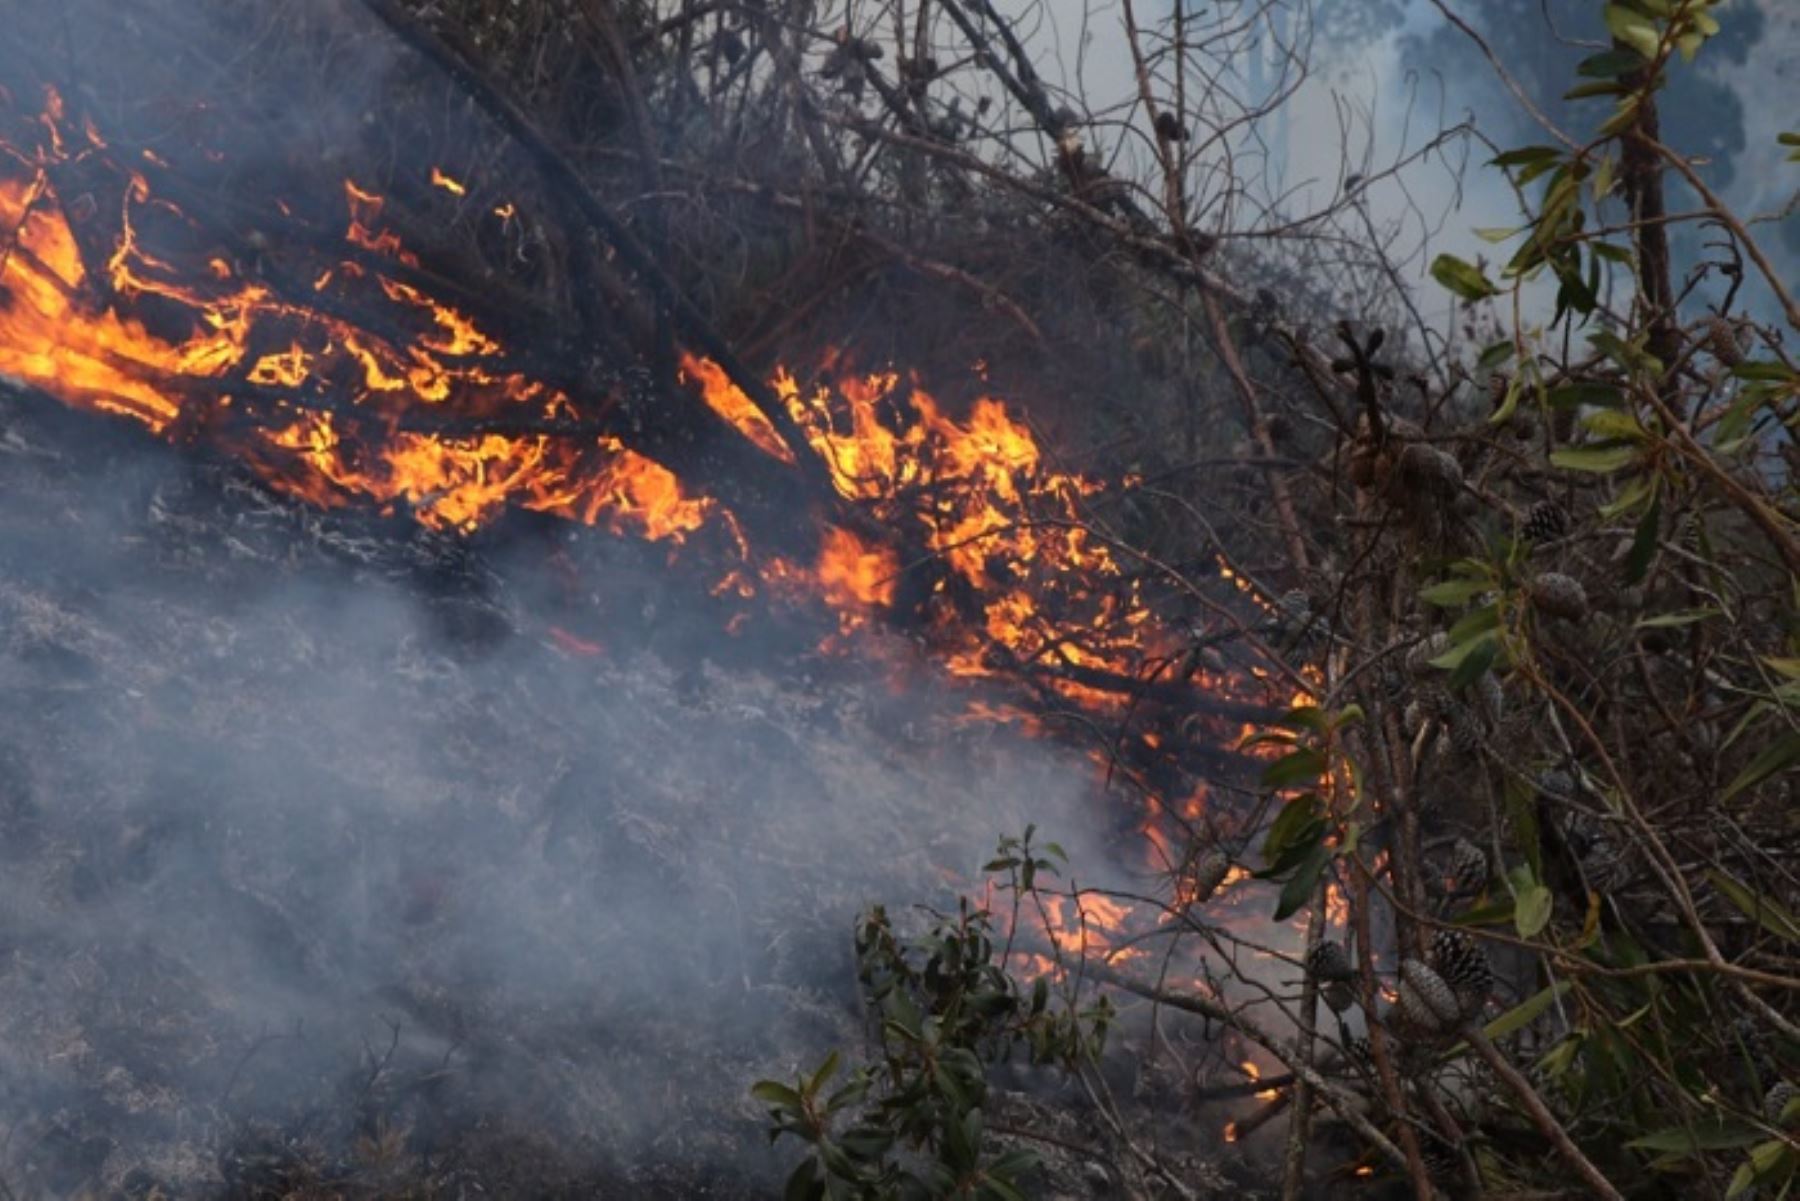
[1402,701,1426,736]
[1277,589,1311,625]
[1418,685,1455,720]
[1733,1017,1774,1072]
[1767,1080,1797,1125]
[1419,1137,1461,1186]
[1487,372,1511,409]
[1379,664,1408,705]
[1399,442,1463,493]
[1323,980,1357,1014]
[1448,838,1489,892]
[1307,940,1355,982]
[1522,500,1568,543]
[1529,572,1589,622]
[1446,702,1482,755]
[1473,672,1505,725]
[1584,835,1632,893]
[1190,849,1231,903]
[1398,958,1462,1030]
[1431,930,1494,1014]
[1537,768,1576,801]
[1406,632,1452,678]
[1706,316,1743,367]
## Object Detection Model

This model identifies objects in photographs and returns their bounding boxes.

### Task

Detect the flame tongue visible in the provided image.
[0,86,1283,822]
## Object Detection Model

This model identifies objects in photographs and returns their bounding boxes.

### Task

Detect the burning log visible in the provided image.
[353,0,833,501]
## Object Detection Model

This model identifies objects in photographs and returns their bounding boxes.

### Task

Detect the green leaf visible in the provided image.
[1430,628,1498,675]
[1565,80,1627,100]
[1591,154,1617,201]
[1706,868,1800,943]
[1538,1035,1582,1079]
[1431,253,1499,301]
[1550,443,1638,473]
[1262,794,1324,866]
[1261,747,1327,790]
[1598,473,1655,520]
[1634,608,1718,629]
[809,1050,841,1094]
[1732,360,1800,384]
[1474,226,1523,244]
[1489,373,1524,425]
[1578,49,1647,77]
[1598,96,1643,139]
[1448,635,1499,691]
[1452,899,1516,927]
[1447,603,1502,647]
[1604,5,1663,60]
[1547,381,1624,409]
[1420,577,1488,607]
[753,1080,805,1109]
[785,1159,820,1201]
[1476,340,1517,372]
[1483,981,1569,1042]
[1491,145,1564,168]
[1628,1122,1768,1155]
[1515,883,1554,938]
[1721,730,1800,801]
[1274,841,1332,922]
[1276,706,1331,735]
[1624,491,1661,585]
[1581,408,1647,441]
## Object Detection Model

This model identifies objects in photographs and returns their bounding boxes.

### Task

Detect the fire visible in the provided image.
[0,92,725,540]
[1242,1058,1279,1102]
[0,86,1301,962]
[681,351,795,464]
[816,526,898,611]
[1,82,1199,714]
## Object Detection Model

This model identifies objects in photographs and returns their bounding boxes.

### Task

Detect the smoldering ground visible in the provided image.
[0,388,1130,1195]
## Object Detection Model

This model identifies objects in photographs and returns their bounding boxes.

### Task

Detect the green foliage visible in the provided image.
[752,833,1112,1200]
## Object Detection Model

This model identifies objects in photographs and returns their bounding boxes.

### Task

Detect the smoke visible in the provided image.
[0,387,1135,1192]
[0,0,1129,1174]
[0,1,1364,1191]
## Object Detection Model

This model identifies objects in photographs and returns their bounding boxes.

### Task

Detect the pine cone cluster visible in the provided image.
[1396,958,1462,1033]
[1448,838,1489,892]
[1431,929,1494,1009]
[1522,500,1568,543]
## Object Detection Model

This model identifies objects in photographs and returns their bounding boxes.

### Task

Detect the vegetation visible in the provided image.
[4,0,1796,1194]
